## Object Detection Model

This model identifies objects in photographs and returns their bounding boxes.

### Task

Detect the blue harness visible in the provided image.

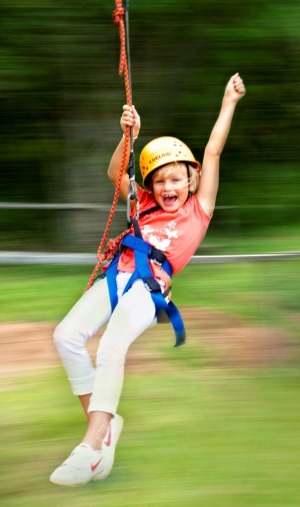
[102,217,186,347]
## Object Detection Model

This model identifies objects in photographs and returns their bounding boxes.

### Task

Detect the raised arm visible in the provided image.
[197,73,246,216]
[107,105,141,201]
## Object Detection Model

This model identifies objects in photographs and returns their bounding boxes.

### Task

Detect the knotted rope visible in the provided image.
[85,0,133,291]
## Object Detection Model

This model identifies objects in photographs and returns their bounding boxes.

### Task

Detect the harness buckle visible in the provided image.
[149,246,166,267]
[144,277,161,293]
[151,258,163,267]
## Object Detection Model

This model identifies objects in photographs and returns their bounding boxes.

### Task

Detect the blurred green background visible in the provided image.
[1,2,300,506]
[1,0,299,253]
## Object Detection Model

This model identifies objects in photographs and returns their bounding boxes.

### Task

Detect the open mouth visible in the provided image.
[162,195,177,205]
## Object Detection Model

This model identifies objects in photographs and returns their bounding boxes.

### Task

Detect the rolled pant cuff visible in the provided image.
[88,400,117,417]
[70,371,95,396]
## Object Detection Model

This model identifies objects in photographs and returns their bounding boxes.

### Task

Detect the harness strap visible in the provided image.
[104,233,186,347]
[132,206,161,232]
[121,234,171,272]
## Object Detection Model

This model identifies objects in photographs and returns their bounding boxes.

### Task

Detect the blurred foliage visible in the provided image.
[1,1,299,250]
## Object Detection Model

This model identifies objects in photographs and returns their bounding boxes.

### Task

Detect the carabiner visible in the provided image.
[127,180,139,224]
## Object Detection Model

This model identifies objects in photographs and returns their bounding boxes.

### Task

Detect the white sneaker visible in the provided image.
[50,443,105,486]
[92,414,124,481]
[50,414,124,486]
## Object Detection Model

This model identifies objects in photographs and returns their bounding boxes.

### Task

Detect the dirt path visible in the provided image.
[0,309,296,379]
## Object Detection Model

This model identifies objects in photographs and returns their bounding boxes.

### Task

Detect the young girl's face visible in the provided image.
[151,163,189,212]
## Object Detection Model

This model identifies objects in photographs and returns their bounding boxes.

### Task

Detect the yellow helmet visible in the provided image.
[139,136,201,188]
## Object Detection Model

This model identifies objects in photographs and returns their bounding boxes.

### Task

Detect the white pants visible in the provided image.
[53,273,157,416]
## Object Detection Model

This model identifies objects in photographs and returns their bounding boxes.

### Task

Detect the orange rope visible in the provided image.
[85,0,133,291]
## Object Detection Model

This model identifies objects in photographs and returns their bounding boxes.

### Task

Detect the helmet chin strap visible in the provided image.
[185,163,192,198]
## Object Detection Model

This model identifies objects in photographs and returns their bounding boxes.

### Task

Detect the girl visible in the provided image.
[50,73,246,486]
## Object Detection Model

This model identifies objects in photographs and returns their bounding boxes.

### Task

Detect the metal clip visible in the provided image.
[152,258,163,267]
[127,180,139,224]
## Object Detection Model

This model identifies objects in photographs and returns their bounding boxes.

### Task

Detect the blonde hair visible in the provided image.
[148,162,200,194]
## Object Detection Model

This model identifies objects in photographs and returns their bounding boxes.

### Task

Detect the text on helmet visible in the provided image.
[149,152,172,165]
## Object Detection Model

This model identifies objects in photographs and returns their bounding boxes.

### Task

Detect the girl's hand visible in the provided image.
[120,105,141,138]
[224,73,246,103]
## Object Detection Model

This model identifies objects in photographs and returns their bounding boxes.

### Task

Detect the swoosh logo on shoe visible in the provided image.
[91,457,103,472]
[103,424,112,447]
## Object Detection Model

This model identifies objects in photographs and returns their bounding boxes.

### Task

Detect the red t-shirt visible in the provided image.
[117,188,211,281]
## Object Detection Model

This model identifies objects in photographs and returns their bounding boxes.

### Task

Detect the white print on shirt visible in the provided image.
[141,221,179,252]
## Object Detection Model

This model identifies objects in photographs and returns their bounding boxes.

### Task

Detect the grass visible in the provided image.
[0,264,89,322]
[0,260,299,338]
[201,223,300,255]
[1,365,300,507]
[1,259,300,505]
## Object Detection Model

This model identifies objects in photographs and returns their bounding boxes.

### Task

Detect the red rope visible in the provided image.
[85,1,133,291]
[113,1,132,106]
